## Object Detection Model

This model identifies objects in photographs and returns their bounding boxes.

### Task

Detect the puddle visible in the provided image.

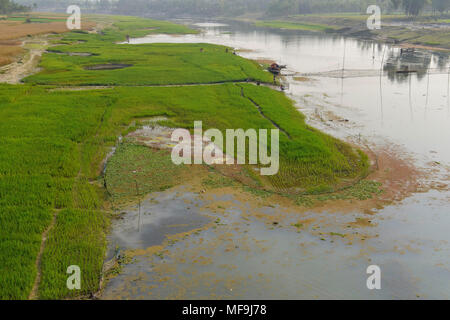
[106,188,211,260]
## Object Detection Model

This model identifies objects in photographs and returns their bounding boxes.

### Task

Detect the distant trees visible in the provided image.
[112,0,274,17]
[432,0,450,13]
[391,0,449,16]
[0,0,30,14]
[265,0,401,16]
[266,0,367,16]
[16,0,272,16]
[18,0,379,17]
[390,0,403,8]
[265,0,448,17]
[388,0,434,16]
[11,0,450,17]
[399,0,428,15]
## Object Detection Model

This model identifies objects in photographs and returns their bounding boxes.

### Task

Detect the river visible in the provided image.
[102,21,450,300]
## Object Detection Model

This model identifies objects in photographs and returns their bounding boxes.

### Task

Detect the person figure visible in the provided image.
[200,48,204,53]
[126,34,130,43]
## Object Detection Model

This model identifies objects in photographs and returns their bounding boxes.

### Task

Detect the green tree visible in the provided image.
[391,0,402,9]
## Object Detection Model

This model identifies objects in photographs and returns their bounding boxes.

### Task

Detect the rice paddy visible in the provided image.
[0,44,23,66]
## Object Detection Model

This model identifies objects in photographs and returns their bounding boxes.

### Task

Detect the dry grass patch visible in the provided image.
[0,45,23,66]
[0,21,63,41]
[0,18,95,67]
[0,20,95,41]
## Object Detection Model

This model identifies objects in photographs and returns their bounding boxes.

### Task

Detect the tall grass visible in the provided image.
[38,209,108,299]
[0,45,23,66]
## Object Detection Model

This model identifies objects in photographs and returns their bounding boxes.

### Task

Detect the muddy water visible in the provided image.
[102,22,450,299]
[106,190,210,255]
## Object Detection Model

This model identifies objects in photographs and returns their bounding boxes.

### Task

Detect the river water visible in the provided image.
[102,21,450,299]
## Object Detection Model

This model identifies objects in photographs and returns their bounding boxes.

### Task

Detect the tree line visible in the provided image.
[432,0,450,13]
[391,0,450,15]
[0,0,30,14]
[265,0,450,16]
[14,0,450,17]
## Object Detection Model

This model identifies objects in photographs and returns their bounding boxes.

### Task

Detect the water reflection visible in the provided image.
[384,49,430,83]
[382,47,450,85]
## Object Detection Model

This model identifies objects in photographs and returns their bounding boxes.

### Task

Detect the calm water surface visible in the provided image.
[103,22,450,299]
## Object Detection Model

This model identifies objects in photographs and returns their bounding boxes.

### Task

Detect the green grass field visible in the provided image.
[24,16,272,86]
[0,15,368,300]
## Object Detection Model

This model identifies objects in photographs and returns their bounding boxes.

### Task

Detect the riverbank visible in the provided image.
[247,13,450,51]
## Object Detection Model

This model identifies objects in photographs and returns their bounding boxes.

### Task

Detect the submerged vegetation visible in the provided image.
[0,14,369,299]
[294,180,383,207]
[105,143,183,201]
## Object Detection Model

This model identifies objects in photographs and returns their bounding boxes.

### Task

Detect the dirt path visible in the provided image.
[236,83,292,139]
[28,210,58,300]
[0,37,48,84]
